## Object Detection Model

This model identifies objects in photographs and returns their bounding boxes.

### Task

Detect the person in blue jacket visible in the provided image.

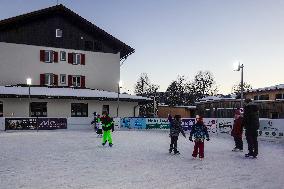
[189,115,210,160]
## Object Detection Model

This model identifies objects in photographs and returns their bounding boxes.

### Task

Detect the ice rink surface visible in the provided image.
[0,130,283,189]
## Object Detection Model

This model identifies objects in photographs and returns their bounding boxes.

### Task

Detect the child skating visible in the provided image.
[96,115,103,138]
[169,115,186,155]
[189,115,210,160]
[101,112,114,147]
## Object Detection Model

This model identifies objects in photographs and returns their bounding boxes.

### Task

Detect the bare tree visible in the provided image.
[187,71,218,101]
[232,82,252,98]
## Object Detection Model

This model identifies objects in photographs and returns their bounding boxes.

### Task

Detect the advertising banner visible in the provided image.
[5,117,67,130]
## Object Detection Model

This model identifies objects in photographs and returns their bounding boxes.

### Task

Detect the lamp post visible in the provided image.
[116,81,123,117]
[234,62,244,108]
[26,78,32,117]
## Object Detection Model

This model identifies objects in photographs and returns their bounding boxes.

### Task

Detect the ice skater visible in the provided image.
[169,115,186,155]
[189,115,210,160]
[231,109,243,152]
[96,114,103,138]
[242,99,259,158]
[101,112,114,147]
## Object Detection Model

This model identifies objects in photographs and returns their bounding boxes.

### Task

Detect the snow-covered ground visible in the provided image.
[0,130,283,189]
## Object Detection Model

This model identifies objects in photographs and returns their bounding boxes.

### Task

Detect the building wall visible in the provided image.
[157,106,194,118]
[245,89,284,100]
[0,98,138,118]
[0,42,120,91]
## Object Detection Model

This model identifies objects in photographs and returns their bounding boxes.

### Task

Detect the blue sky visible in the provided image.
[0,0,283,94]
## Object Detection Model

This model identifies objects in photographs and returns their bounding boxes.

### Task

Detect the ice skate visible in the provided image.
[232,148,238,152]
[245,153,253,157]
[174,150,180,155]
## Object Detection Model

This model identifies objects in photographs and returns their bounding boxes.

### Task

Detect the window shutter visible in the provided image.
[68,53,73,64]
[54,51,58,63]
[81,76,85,88]
[40,74,45,85]
[40,50,45,62]
[68,75,72,86]
[81,54,85,65]
[53,74,58,86]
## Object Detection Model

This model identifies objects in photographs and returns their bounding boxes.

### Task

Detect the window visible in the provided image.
[60,51,66,61]
[60,74,66,84]
[56,29,62,38]
[72,54,81,65]
[45,73,54,86]
[275,93,283,100]
[254,95,259,100]
[259,94,269,100]
[71,103,88,117]
[72,76,81,87]
[102,105,109,115]
[44,51,53,63]
[30,102,47,117]
[0,101,3,117]
[85,40,94,51]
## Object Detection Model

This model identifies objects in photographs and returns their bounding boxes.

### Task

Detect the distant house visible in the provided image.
[195,84,284,119]
[0,4,150,118]
[157,105,196,118]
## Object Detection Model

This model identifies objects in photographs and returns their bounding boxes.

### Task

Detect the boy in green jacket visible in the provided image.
[101,112,114,147]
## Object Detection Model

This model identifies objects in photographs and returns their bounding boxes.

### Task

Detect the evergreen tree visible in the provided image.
[232,82,252,98]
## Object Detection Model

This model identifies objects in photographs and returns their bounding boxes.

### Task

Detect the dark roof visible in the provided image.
[0,4,134,59]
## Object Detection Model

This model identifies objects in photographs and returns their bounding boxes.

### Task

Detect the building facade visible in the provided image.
[0,5,148,118]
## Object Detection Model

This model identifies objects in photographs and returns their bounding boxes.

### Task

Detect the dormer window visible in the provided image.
[56,29,62,38]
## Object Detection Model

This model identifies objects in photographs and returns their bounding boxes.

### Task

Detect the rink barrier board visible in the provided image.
[120,117,284,138]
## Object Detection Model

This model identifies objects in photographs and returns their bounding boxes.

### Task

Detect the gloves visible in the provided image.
[189,137,193,142]
[206,138,210,141]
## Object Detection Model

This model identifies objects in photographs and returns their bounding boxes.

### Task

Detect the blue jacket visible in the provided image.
[190,122,209,141]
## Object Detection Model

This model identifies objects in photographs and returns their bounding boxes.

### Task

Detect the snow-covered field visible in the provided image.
[0,130,283,189]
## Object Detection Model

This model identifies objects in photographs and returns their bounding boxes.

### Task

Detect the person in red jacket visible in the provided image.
[231,109,243,151]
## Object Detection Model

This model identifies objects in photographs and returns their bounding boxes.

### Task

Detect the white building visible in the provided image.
[0,4,149,118]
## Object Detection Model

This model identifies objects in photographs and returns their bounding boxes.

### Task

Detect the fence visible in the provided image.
[120,117,284,139]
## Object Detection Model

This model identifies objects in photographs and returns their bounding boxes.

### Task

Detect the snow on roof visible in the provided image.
[248,84,284,92]
[199,96,236,102]
[0,86,151,101]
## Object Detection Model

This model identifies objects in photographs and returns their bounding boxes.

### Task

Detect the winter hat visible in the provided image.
[235,109,241,115]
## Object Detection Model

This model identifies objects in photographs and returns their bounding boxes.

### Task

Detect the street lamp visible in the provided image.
[234,62,244,108]
[116,81,123,117]
[26,78,32,117]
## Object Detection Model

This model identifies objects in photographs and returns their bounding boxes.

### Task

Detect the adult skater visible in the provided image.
[169,115,186,155]
[242,99,260,158]
[101,112,114,147]
[189,115,210,160]
[231,109,243,151]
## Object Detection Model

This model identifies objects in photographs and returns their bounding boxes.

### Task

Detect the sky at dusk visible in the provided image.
[0,0,283,94]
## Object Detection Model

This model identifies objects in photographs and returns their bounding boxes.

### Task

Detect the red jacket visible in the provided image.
[231,117,243,137]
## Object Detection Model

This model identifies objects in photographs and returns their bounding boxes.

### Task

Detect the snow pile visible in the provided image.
[0,130,283,189]
[0,86,150,101]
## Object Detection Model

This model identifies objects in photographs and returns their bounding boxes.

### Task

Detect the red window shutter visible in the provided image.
[40,50,45,62]
[68,75,72,86]
[40,74,45,85]
[81,76,85,88]
[68,53,73,64]
[54,51,58,63]
[53,74,58,86]
[81,54,85,65]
